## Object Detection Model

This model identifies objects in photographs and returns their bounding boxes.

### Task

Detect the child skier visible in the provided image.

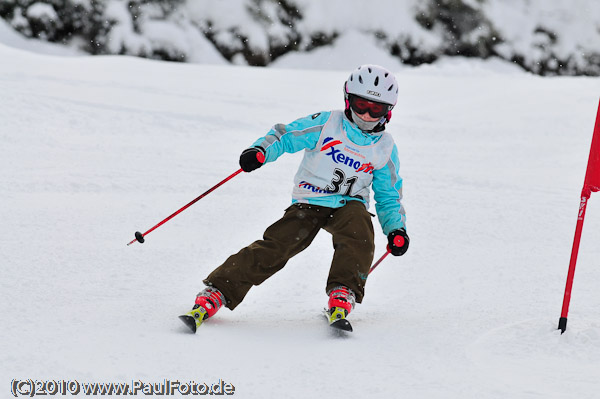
[180,64,409,332]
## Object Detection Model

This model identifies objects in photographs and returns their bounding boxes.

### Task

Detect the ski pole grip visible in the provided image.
[393,235,405,247]
[256,151,265,164]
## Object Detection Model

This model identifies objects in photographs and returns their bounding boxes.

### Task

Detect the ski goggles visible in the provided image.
[348,94,392,118]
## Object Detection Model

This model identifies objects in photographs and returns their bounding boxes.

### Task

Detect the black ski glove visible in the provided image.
[239,147,265,172]
[387,228,409,256]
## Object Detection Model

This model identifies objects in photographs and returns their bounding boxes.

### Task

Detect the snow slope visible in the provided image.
[1,43,600,398]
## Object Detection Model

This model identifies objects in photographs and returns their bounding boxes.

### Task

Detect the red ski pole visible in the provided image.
[127,153,265,246]
[369,235,405,274]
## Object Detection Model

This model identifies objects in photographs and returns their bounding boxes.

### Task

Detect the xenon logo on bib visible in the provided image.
[320,137,375,174]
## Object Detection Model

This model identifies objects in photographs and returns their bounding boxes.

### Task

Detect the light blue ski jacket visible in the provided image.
[251,110,406,235]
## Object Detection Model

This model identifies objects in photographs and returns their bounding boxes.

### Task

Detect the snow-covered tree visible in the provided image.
[0,0,599,75]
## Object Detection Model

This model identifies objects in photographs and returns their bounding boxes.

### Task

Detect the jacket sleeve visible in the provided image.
[372,144,406,235]
[251,112,330,163]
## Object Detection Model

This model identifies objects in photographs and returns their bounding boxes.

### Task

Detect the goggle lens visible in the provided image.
[349,95,390,118]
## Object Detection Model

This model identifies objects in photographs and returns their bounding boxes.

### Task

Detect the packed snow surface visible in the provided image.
[1,42,600,398]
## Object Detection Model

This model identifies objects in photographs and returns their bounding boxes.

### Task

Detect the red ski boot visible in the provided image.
[179,286,226,333]
[325,286,356,332]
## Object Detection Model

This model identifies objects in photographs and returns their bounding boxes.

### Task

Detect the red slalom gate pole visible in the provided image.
[558,99,600,333]
[558,187,592,333]
[369,236,405,275]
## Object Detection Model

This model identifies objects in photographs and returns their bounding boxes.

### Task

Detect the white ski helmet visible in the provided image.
[343,64,399,132]
[344,64,399,107]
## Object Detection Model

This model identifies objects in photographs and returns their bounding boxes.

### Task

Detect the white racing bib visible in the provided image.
[292,111,393,208]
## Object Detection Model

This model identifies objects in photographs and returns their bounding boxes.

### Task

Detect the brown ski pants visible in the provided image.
[204,200,375,310]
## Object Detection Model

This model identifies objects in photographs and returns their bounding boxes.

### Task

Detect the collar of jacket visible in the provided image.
[341,110,385,146]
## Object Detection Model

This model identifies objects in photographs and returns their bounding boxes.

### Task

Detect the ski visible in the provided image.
[323,308,353,332]
[181,306,353,334]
